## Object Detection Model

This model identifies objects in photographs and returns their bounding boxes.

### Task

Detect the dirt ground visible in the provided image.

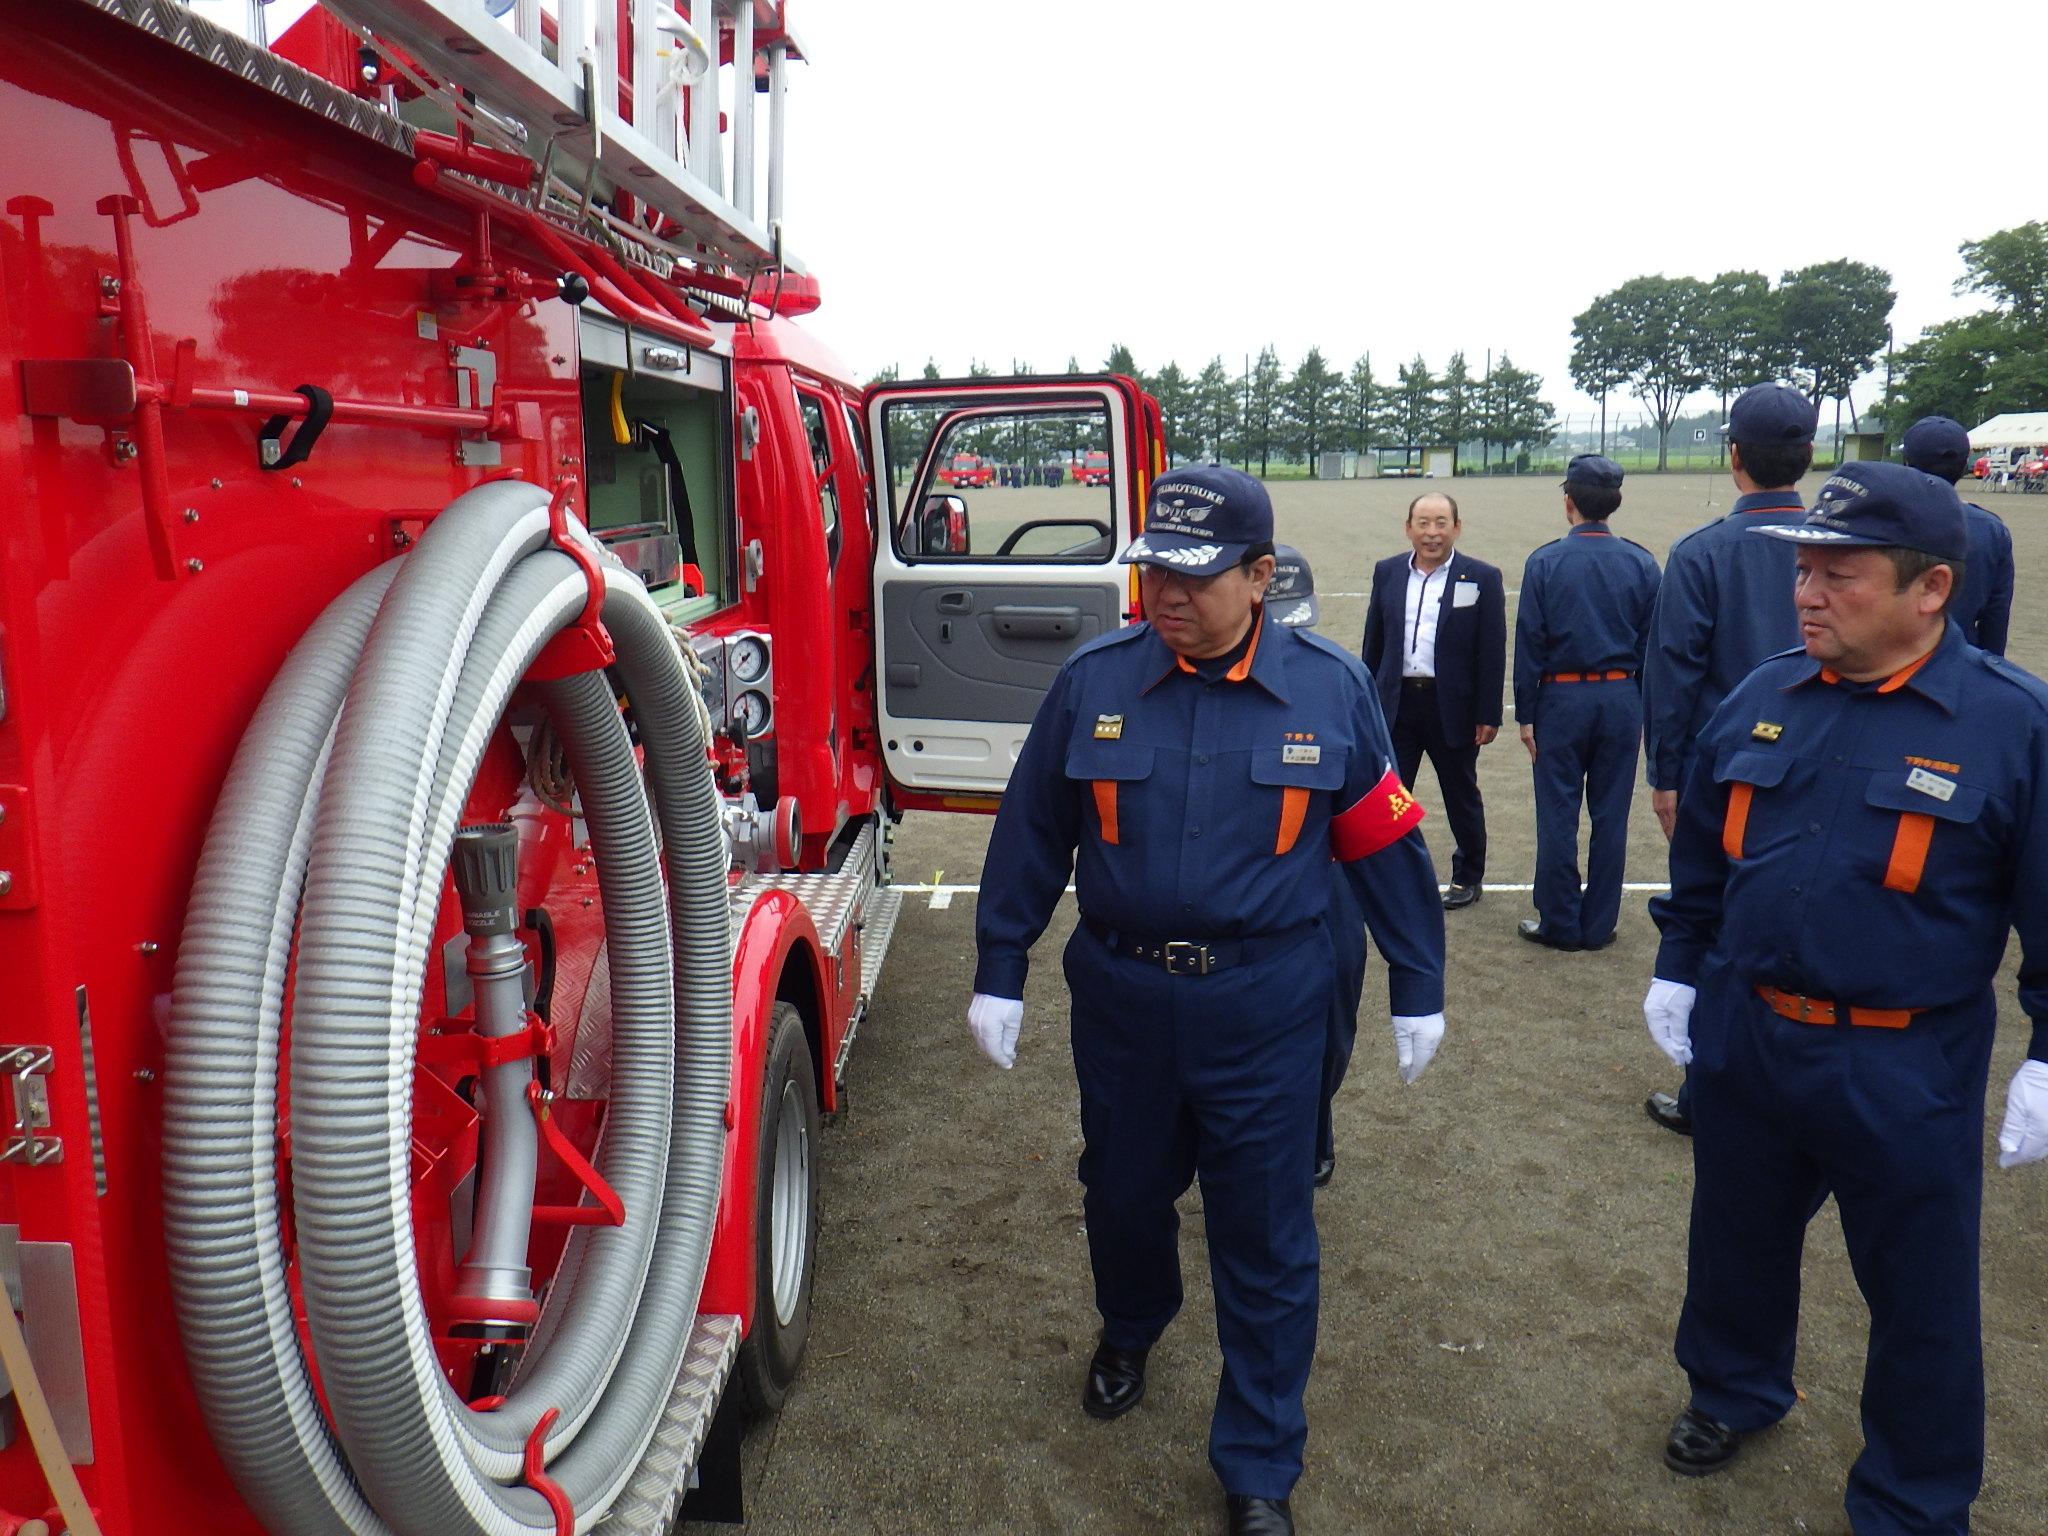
[687,472,2048,1536]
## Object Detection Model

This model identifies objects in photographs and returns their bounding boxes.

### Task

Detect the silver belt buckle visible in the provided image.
[1164,940,1211,976]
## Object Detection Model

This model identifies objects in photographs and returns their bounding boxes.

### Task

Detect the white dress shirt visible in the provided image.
[1402,554,1450,677]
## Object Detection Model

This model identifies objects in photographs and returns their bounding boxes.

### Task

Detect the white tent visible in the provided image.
[1968,412,2048,449]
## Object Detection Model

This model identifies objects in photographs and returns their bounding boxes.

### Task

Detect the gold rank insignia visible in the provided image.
[1094,714,1125,740]
[1752,721,1784,742]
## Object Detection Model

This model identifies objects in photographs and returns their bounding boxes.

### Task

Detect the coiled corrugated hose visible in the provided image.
[164,480,732,1535]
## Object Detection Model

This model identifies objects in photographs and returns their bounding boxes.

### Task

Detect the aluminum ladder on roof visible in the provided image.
[316,0,805,272]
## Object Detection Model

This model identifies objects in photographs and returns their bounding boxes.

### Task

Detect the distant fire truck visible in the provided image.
[935,452,994,488]
[0,3,1162,1533]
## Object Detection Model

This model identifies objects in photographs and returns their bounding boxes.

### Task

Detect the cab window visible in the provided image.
[795,387,842,566]
[883,400,1115,562]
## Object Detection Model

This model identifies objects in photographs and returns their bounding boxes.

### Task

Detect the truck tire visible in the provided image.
[733,1000,820,1417]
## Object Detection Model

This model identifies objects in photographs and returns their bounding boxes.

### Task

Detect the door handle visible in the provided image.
[936,591,973,613]
[991,604,1081,641]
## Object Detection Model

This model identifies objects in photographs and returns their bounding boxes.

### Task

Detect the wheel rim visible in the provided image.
[769,1078,812,1327]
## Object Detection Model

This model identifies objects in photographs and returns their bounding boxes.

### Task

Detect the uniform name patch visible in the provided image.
[1906,767,1956,803]
[1282,744,1321,765]
[1093,714,1124,740]
[1752,721,1784,742]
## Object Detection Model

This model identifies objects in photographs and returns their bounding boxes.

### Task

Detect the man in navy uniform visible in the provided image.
[1363,492,1507,912]
[1903,415,2013,654]
[1640,380,1816,1133]
[1642,460,2048,1534]
[967,469,1446,1536]
[1268,544,1369,1188]
[1513,455,1661,950]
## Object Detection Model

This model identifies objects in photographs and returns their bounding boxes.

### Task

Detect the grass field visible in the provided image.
[687,472,2048,1536]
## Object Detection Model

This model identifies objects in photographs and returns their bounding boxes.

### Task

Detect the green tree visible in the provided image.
[1885,222,2048,439]
[1568,304,1629,453]
[1576,275,1710,470]
[1104,343,1138,379]
[921,358,941,380]
[1246,345,1283,476]
[1700,270,1786,459]
[1956,221,2048,340]
[1438,351,1475,453]
[1477,354,1558,468]
[1389,354,1441,450]
[1151,360,1200,463]
[1345,354,1377,455]
[1196,355,1237,463]
[1778,259,1894,453]
[1282,347,1343,470]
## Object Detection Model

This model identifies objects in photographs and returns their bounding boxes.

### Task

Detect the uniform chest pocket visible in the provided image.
[1249,745,1349,855]
[1863,773,1988,895]
[1714,749,1791,860]
[1065,740,1154,848]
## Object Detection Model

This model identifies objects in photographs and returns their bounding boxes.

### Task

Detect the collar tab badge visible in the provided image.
[1094,714,1125,740]
[1752,721,1784,742]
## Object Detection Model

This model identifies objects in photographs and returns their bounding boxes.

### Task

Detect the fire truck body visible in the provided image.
[0,4,1161,1531]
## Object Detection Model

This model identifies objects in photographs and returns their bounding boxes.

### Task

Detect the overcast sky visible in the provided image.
[212,0,2035,421]
[780,0,2037,419]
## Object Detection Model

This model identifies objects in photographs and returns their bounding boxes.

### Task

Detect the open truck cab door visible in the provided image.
[862,375,1165,808]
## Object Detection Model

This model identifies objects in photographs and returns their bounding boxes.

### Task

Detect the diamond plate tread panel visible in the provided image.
[595,1312,742,1536]
[857,885,902,1002]
[728,821,883,962]
[84,0,418,157]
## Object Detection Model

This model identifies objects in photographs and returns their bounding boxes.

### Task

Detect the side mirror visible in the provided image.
[920,493,972,555]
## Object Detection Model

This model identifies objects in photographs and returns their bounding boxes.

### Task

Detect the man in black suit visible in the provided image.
[1363,491,1507,911]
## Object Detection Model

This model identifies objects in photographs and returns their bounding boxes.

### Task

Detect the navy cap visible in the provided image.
[1751,461,1966,563]
[1268,544,1320,628]
[1902,415,1972,480]
[1120,463,1274,573]
[1562,454,1624,491]
[1725,381,1818,447]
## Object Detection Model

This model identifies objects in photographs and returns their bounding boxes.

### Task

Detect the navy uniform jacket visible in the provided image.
[1513,522,1662,727]
[1642,491,1806,791]
[1362,552,1507,741]
[1650,626,2048,1064]
[975,612,1446,1017]
[1953,501,2014,656]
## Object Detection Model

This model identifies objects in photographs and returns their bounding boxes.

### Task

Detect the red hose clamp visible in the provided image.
[528,478,617,681]
[523,1409,576,1536]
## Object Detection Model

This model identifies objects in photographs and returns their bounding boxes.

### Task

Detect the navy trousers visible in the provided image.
[1392,682,1487,885]
[1064,921,1330,1500]
[1316,871,1369,1168]
[1681,973,1992,1535]
[1530,678,1640,947]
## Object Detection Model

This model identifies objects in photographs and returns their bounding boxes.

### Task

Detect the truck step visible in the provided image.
[595,1311,742,1535]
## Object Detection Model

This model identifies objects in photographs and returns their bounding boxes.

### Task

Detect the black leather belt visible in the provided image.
[1402,677,1436,689]
[1082,916,1318,976]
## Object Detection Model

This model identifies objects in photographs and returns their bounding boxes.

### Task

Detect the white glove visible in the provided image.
[1391,1013,1445,1085]
[1643,978,1697,1067]
[968,993,1024,1070]
[1997,1059,2048,1168]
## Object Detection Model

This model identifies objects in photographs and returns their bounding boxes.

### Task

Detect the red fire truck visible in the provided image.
[934,452,994,489]
[0,3,1162,1533]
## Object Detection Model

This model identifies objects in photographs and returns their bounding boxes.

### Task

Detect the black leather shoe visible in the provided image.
[1225,1494,1295,1535]
[1081,1339,1148,1420]
[1645,1091,1693,1136]
[1517,918,1580,951]
[1442,883,1482,911]
[1664,1406,1740,1476]
[1580,932,1617,951]
[1313,1153,1335,1188]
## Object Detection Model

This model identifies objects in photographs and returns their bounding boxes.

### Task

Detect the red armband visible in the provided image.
[1330,769,1426,861]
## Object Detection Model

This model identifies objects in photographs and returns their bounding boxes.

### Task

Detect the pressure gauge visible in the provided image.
[729,634,769,685]
[733,690,771,737]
